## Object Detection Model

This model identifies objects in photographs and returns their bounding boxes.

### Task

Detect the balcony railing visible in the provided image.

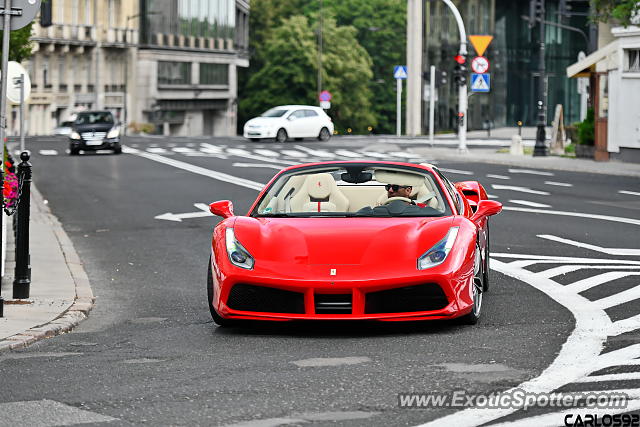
[32,22,97,45]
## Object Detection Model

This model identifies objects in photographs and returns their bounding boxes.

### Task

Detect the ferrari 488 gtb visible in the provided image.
[207,161,502,326]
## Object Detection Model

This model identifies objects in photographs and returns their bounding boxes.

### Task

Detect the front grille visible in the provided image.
[315,293,352,314]
[365,284,448,314]
[227,284,305,314]
[81,132,107,141]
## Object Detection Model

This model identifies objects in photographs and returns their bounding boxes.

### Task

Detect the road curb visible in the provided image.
[0,185,95,352]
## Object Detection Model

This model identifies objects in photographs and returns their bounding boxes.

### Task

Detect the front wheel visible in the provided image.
[275,128,288,143]
[460,246,483,325]
[113,144,122,154]
[69,147,80,156]
[318,127,331,141]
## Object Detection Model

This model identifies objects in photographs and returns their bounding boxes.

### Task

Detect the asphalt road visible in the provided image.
[1,135,639,427]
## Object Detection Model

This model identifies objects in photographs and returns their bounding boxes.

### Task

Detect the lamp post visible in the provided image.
[317,0,323,103]
[532,0,549,157]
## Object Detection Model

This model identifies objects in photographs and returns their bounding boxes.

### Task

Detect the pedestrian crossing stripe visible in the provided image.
[471,73,490,92]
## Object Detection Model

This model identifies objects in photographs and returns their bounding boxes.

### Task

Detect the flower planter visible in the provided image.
[575,144,595,159]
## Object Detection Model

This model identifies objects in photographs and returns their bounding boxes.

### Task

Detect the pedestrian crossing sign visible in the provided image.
[471,73,490,92]
[393,65,408,79]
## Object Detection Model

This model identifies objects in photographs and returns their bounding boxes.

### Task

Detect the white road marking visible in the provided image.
[225,411,378,427]
[389,151,419,158]
[361,151,391,159]
[232,163,282,170]
[566,272,640,293]
[492,185,550,195]
[619,190,640,196]
[155,203,212,222]
[334,149,363,158]
[486,174,510,180]
[0,399,117,425]
[226,148,253,156]
[184,153,229,159]
[146,147,168,154]
[439,168,473,175]
[502,206,640,227]
[487,194,499,199]
[253,149,280,157]
[280,150,307,158]
[293,145,336,158]
[508,168,554,176]
[171,147,196,153]
[544,181,573,187]
[537,234,640,256]
[491,253,640,266]
[508,200,551,208]
[38,149,59,156]
[223,148,298,166]
[292,356,371,367]
[124,147,264,191]
[421,250,640,427]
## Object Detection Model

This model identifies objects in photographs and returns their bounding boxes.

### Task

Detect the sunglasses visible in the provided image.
[385,184,412,191]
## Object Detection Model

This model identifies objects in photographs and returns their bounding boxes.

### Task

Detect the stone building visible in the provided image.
[10,0,249,137]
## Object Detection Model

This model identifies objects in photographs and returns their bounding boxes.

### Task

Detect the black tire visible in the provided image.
[483,221,490,292]
[275,128,288,143]
[207,257,235,327]
[69,147,79,156]
[294,137,303,141]
[318,127,331,141]
[113,145,122,154]
[460,245,483,325]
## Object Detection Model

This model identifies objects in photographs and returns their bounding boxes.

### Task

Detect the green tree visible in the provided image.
[240,15,375,134]
[322,0,406,134]
[593,0,640,26]
[0,23,34,64]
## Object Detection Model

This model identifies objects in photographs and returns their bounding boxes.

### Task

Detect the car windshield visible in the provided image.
[252,166,451,218]
[260,108,289,118]
[60,121,73,127]
[75,112,114,125]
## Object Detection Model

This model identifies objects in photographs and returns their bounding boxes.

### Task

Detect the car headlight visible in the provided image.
[107,127,120,139]
[225,228,254,270]
[70,131,81,140]
[417,227,459,270]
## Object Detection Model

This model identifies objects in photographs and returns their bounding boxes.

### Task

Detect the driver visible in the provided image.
[385,184,414,204]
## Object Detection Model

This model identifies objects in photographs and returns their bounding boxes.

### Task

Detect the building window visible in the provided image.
[158,61,192,85]
[626,49,640,72]
[59,56,67,90]
[43,57,50,88]
[199,63,228,85]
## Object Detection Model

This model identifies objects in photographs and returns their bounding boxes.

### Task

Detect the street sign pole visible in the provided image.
[442,0,468,153]
[533,0,549,157]
[19,73,24,152]
[396,78,402,137]
[0,0,13,317]
[429,65,435,146]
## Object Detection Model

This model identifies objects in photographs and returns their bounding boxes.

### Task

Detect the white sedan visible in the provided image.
[243,105,334,143]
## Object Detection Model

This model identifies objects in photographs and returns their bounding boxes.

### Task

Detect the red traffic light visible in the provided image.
[454,55,466,64]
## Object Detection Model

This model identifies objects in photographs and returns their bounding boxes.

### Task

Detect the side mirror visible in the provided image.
[209,200,235,219]
[471,200,502,223]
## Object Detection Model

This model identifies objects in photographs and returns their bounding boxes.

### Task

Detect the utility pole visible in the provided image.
[441,0,468,153]
[532,0,549,156]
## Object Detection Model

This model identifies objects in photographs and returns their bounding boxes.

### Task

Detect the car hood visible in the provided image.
[232,216,455,268]
[245,117,283,127]
[73,123,115,132]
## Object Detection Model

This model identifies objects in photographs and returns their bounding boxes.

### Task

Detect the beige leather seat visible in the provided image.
[376,181,439,208]
[289,173,349,212]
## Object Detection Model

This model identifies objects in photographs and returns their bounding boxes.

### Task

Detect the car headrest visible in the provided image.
[305,173,335,199]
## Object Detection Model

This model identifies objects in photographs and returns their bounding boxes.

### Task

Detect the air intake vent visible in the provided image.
[365,284,448,314]
[315,294,352,314]
[227,284,305,314]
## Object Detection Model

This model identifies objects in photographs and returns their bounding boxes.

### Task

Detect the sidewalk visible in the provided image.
[0,184,94,352]
[406,146,640,178]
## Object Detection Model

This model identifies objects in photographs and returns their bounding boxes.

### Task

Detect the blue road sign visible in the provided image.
[471,73,490,92]
[394,65,408,80]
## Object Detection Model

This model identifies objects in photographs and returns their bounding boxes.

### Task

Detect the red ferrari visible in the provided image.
[207,161,502,326]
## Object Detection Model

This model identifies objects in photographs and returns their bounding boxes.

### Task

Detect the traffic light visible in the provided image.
[528,0,544,28]
[453,55,466,86]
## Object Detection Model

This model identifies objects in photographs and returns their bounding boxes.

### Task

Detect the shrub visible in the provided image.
[576,108,595,146]
[128,122,156,135]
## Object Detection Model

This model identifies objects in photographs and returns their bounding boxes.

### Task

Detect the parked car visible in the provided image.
[68,111,122,155]
[243,105,334,143]
[53,121,73,136]
[206,161,502,327]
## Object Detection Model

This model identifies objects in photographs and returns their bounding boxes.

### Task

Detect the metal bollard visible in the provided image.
[12,151,32,299]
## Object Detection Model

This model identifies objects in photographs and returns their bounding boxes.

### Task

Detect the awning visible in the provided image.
[566,40,619,78]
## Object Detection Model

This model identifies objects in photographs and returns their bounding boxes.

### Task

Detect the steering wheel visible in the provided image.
[384,197,413,205]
